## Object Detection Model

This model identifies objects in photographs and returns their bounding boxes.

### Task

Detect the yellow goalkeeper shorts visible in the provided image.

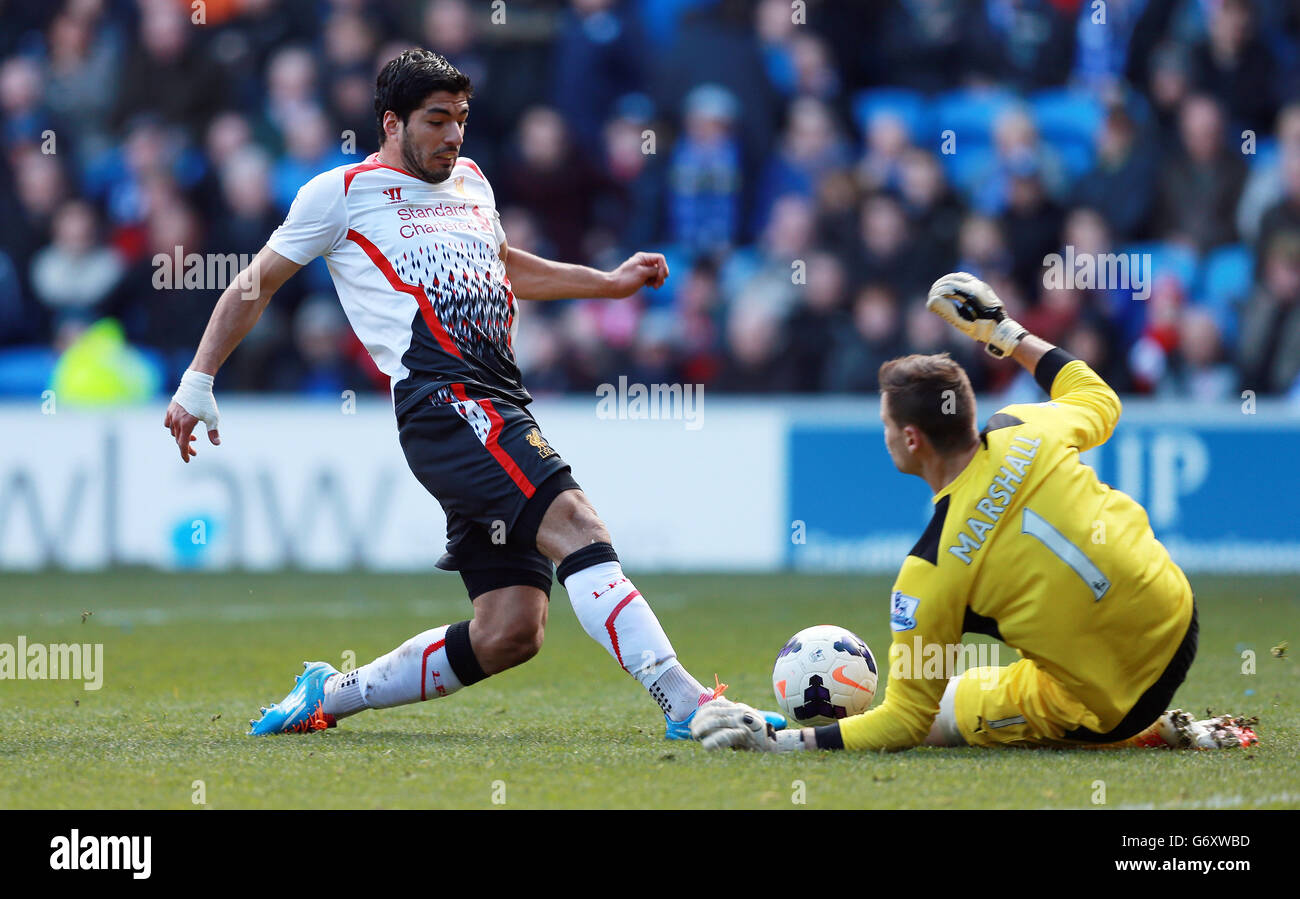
[950,659,1102,748]
[951,604,1197,748]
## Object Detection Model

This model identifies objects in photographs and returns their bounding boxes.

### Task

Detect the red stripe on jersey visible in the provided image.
[346,228,463,359]
[420,638,447,701]
[457,159,485,181]
[343,161,383,195]
[503,277,515,350]
[344,153,423,194]
[449,383,536,498]
[604,590,642,671]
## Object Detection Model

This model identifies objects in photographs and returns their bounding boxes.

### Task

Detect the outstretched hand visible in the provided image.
[607,252,669,297]
[164,402,220,463]
[164,370,221,463]
[164,401,220,464]
[690,698,777,751]
[926,271,1027,359]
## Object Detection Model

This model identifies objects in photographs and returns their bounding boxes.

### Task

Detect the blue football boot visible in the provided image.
[248,661,339,736]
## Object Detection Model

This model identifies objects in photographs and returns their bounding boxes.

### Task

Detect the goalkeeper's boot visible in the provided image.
[248,661,339,736]
[664,678,787,740]
[1135,709,1259,749]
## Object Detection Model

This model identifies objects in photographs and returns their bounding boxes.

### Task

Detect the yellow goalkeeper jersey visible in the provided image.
[837,358,1194,751]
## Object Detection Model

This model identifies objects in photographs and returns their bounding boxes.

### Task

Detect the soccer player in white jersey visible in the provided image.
[164,49,782,739]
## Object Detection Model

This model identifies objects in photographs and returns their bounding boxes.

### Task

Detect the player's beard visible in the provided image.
[400,132,454,184]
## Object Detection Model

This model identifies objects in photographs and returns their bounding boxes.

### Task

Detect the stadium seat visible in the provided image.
[929,88,1017,146]
[1055,138,1095,179]
[1031,89,1104,150]
[852,87,929,143]
[940,142,997,200]
[1199,244,1254,342]
[0,346,56,397]
[1119,242,1199,292]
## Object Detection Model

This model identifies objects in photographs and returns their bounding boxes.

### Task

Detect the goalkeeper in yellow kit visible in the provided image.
[693,272,1258,754]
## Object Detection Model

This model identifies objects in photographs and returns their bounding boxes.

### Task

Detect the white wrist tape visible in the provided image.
[773,728,809,752]
[172,369,219,429]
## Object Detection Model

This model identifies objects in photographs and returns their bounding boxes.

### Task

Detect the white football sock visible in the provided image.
[322,668,365,718]
[324,624,464,716]
[649,660,714,722]
[562,559,709,721]
[929,675,966,747]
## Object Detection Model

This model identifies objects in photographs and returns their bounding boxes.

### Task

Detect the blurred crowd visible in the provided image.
[3,0,1300,403]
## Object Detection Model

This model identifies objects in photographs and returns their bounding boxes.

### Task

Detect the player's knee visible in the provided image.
[548,490,610,542]
[483,618,544,668]
[500,624,544,667]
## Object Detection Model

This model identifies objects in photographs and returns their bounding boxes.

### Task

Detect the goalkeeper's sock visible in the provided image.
[323,620,486,716]
[1116,718,1172,749]
[559,543,708,721]
[1105,710,1259,750]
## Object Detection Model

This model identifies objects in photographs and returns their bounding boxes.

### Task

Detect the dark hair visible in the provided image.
[374,49,473,145]
[878,353,977,454]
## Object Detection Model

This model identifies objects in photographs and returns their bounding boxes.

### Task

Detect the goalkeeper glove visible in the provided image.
[690,698,809,752]
[925,272,1027,358]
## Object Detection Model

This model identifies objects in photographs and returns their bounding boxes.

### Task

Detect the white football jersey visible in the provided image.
[267,153,527,416]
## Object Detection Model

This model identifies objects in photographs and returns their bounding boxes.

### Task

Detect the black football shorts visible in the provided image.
[398,383,580,599]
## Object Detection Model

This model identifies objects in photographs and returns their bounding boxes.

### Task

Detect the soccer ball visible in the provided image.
[772,625,878,726]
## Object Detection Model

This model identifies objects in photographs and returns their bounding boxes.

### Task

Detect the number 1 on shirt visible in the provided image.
[1022,508,1111,601]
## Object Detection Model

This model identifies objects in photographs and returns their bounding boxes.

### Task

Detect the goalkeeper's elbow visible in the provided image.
[1089,377,1123,438]
[1104,388,1122,432]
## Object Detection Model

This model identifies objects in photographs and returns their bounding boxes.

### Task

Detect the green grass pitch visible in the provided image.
[1,571,1296,809]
